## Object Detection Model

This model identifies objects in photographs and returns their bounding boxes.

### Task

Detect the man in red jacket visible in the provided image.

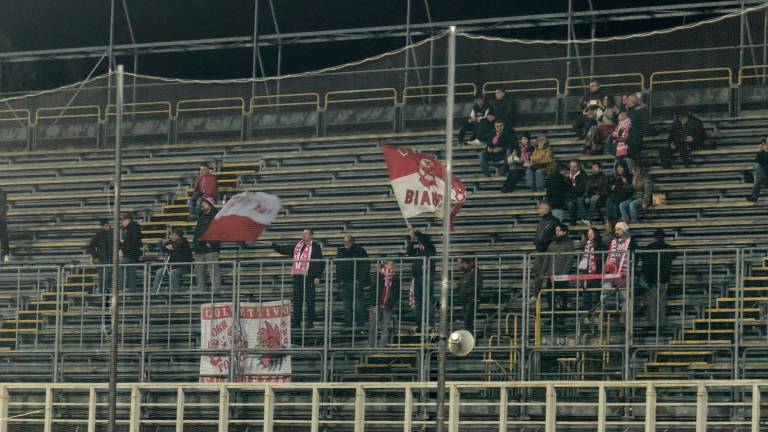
[188,162,219,218]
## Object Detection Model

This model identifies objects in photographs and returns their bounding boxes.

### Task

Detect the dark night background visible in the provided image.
[0,0,731,91]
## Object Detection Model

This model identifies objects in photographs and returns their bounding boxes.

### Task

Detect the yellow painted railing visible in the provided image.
[565,73,644,95]
[106,101,172,119]
[0,109,31,125]
[324,88,397,108]
[35,106,101,124]
[403,83,476,103]
[483,78,560,96]
[250,92,320,111]
[650,68,732,88]
[176,97,245,115]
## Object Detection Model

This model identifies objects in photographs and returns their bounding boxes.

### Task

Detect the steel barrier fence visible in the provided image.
[0,248,765,382]
[0,380,765,431]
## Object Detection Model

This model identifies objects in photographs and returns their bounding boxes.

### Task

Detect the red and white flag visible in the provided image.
[382,145,467,223]
[201,192,281,242]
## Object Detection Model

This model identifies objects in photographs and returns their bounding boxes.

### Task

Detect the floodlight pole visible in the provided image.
[107,64,124,432]
[436,25,455,432]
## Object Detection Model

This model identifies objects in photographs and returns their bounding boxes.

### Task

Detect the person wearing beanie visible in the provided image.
[119,212,143,292]
[152,227,193,292]
[193,198,221,291]
[188,162,219,218]
[603,221,637,322]
[640,228,677,329]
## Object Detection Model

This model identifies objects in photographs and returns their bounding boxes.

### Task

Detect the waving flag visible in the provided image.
[382,145,467,223]
[201,192,281,242]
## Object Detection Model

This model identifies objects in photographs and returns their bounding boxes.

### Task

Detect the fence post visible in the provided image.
[498,385,508,432]
[218,386,229,432]
[129,385,141,432]
[752,384,761,432]
[263,386,275,432]
[696,383,708,432]
[448,385,460,432]
[644,383,656,432]
[88,387,97,432]
[544,383,556,432]
[403,387,413,432]
[44,387,53,432]
[354,386,366,432]
[0,386,8,432]
[175,387,184,432]
[597,385,607,432]
[311,387,320,432]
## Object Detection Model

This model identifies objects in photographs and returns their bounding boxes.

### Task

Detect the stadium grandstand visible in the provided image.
[0,0,767,431]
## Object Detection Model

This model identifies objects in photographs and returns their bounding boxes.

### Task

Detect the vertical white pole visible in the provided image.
[436,25,456,432]
[403,387,413,432]
[175,387,184,432]
[0,386,8,432]
[645,383,656,432]
[311,387,319,432]
[44,387,53,432]
[354,386,366,432]
[498,386,508,432]
[752,384,761,432]
[263,386,275,432]
[544,384,556,432]
[219,386,229,432]
[448,385,460,432]
[87,387,96,432]
[597,385,606,432]
[696,383,708,432]
[129,386,141,432]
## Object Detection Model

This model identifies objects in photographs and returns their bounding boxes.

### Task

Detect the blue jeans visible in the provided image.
[605,196,621,220]
[187,197,202,217]
[752,163,766,199]
[340,281,367,327]
[551,208,564,222]
[575,196,604,222]
[479,150,508,176]
[619,198,643,222]
[526,168,547,190]
[152,266,185,292]
[120,257,138,292]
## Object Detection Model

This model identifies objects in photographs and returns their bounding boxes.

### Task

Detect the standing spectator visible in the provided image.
[87,219,113,292]
[573,80,605,138]
[612,111,634,171]
[458,94,489,144]
[188,162,219,218]
[661,113,705,168]
[748,136,768,202]
[544,163,570,222]
[193,198,222,292]
[578,227,605,314]
[500,132,533,193]
[272,229,325,329]
[455,258,482,332]
[526,133,555,191]
[624,93,649,163]
[406,225,436,330]
[619,166,653,223]
[605,161,633,226]
[151,228,193,292]
[577,162,610,225]
[566,160,587,225]
[640,229,677,329]
[0,187,8,262]
[119,212,143,292]
[603,221,637,320]
[532,202,561,297]
[336,235,370,328]
[479,120,514,177]
[534,224,575,297]
[368,260,400,347]
[490,88,514,127]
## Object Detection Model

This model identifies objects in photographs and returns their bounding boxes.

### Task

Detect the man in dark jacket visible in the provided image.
[151,228,193,292]
[456,258,483,333]
[119,212,143,291]
[193,197,221,292]
[565,160,587,225]
[479,120,515,176]
[336,235,370,328]
[748,136,768,202]
[573,80,605,137]
[544,163,570,221]
[624,93,648,163]
[640,229,678,329]
[0,188,8,261]
[458,94,489,143]
[577,162,610,225]
[273,229,325,329]
[535,224,575,291]
[662,112,705,168]
[406,225,436,330]
[532,202,561,297]
[490,88,515,127]
[87,219,114,293]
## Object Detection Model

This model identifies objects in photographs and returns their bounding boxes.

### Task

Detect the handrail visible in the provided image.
[250,92,321,111]
[106,101,172,119]
[483,78,560,95]
[35,105,101,124]
[565,73,645,94]
[650,67,733,88]
[176,97,246,114]
[324,88,397,108]
[737,64,768,84]
[402,83,476,102]
[0,109,31,125]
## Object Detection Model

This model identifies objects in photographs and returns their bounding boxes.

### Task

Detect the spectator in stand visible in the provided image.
[151,228,193,292]
[0,188,8,262]
[188,162,219,218]
[579,227,605,315]
[456,258,482,332]
[544,163,570,222]
[662,112,705,168]
[573,80,606,138]
[458,94,489,144]
[490,88,514,127]
[640,229,677,329]
[527,133,555,191]
[748,136,768,202]
[119,212,143,292]
[604,221,637,321]
[193,198,222,292]
[577,162,610,225]
[87,219,113,293]
[272,229,325,329]
[624,93,649,163]
[584,96,618,155]
[479,120,515,177]
[534,224,575,297]
[619,165,653,223]
[471,112,497,145]
[368,260,400,347]
[406,225,436,331]
[612,111,634,171]
[605,161,633,227]
[566,160,587,225]
[501,132,533,193]
[532,202,560,297]
[336,235,370,328]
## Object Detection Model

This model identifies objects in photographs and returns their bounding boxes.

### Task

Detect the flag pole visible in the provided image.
[436,25,456,432]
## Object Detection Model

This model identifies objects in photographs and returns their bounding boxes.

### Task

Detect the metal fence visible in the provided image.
[0,248,765,383]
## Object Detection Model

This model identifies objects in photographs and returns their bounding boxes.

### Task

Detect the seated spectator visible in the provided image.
[526,133,555,191]
[573,80,605,138]
[455,258,482,332]
[490,88,514,127]
[661,112,705,168]
[612,111,634,171]
[368,260,400,348]
[151,228,193,292]
[566,159,587,225]
[584,96,618,155]
[544,162,570,222]
[619,165,653,223]
[500,132,533,193]
[576,162,610,225]
[640,229,677,330]
[471,112,497,145]
[603,221,637,321]
[748,136,768,202]
[188,162,219,219]
[605,161,633,225]
[458,94,489,144]
[579,227,605,315]
[479,120,515,176]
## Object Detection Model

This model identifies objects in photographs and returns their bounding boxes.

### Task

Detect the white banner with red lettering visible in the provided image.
[199,301,291,383]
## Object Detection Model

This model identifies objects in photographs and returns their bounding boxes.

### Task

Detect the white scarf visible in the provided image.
[607,236,631,277]
[291,240,313,276]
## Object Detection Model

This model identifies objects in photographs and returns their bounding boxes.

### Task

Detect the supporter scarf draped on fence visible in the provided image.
[201,192,281,242]
[199,301,292,383]
[291,240,313,276]
[381,145,467,224]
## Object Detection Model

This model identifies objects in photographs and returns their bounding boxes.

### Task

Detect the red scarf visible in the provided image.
[378,266,395,307]
[580,240,597,274]
[520,143,531,161]
[613,117,632,157]
[606,236,631,277]
[291,240,313,276]
[569,170,581,187]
